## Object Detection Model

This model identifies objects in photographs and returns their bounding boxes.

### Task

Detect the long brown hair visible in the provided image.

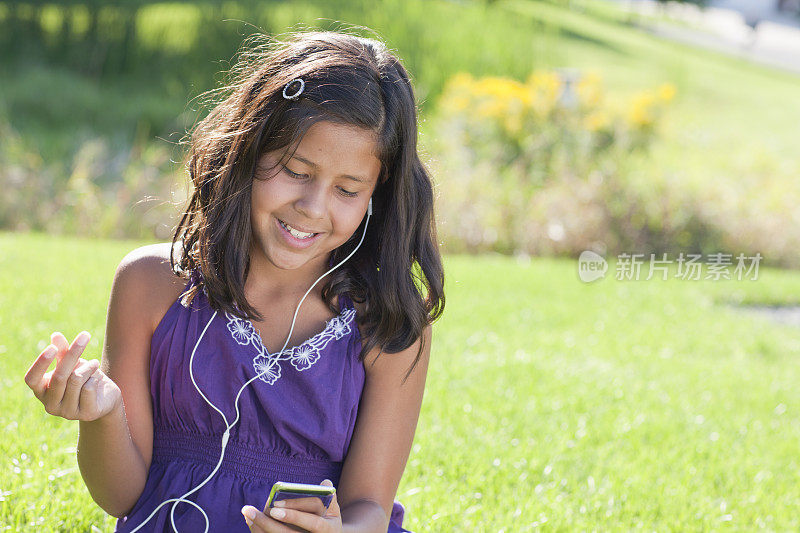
[171,29,444,381]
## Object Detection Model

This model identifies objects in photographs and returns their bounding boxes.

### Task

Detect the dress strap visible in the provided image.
[178,267,208,309]
[190,267,203,288]
[337,292,354,313]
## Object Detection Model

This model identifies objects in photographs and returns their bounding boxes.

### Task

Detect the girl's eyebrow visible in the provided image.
[290,154,368,184]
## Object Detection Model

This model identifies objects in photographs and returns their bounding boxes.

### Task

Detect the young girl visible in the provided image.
[24,30,444,532]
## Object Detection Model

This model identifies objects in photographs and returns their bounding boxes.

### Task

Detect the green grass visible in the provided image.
[2,231,800,530]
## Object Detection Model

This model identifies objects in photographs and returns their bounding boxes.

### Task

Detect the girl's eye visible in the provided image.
[282,166,307,179]
[283,165,357,198]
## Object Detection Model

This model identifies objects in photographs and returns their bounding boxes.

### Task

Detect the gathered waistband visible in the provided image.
[152,426,342,482]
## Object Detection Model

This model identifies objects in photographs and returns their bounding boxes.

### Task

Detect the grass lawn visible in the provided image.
[2,231,799,530]
[500,0,800,193]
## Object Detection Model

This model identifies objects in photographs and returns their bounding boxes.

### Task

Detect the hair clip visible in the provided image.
[282,78,305,100]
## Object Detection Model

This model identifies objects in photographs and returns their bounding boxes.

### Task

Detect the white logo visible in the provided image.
[578,251,607,283]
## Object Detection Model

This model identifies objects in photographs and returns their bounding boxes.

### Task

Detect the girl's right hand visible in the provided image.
[24,331,123,422]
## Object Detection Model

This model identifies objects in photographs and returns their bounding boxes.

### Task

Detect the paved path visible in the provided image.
[734,305,800,327]
[605,0,800,75]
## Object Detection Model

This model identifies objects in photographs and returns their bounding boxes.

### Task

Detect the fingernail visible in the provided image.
[43,346,57,359]
[76,332,91,347]
[242,506,256,520]
[270,508,286,519]
[274,500,285,507]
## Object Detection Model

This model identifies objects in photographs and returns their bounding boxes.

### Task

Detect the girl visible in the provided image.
[24,29,444,532]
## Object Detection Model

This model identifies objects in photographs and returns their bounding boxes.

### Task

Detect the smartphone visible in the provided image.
[265,481,336,511]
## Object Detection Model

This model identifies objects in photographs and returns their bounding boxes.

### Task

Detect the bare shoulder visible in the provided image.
[117,242,188,333]
[351,297,433,373]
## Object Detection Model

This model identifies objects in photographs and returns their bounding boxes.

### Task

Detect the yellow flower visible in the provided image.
[585,110,610,132]
[476,99,506,119]
[449,94,471,112]
[441,73,478,114]
[513,85,534,108]
[628,107,652,128]
[458,76,533,127]
[577,71,603,108]
[527,71,561,109]
[521,72,558,117]
[449,72,475,90]
[439,69,675,139]
[657,83,676,102]
[627,91,657,127]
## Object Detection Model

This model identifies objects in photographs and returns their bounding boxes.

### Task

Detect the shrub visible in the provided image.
[430,69,716,257]
[0,118,185,240]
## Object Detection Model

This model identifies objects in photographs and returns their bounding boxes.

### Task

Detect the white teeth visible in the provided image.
[280,220,316,239]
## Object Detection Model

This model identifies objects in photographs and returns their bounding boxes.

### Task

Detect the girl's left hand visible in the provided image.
[242,479,343,532]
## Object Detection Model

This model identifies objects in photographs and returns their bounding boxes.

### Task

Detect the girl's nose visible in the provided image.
[294,183,327,221]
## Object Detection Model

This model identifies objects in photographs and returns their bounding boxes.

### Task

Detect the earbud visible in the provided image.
[368,197,373,217]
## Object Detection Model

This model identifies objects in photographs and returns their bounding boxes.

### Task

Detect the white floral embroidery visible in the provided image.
[328,314,351,340]
[227,317,256,345]
[223,307,356,385]
[290,343,319,371]
[252,354,282,385]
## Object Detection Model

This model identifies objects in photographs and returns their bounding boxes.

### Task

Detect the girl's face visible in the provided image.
[250,120,381,274]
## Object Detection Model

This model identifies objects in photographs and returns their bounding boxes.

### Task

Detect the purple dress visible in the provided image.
[114,269,411,532]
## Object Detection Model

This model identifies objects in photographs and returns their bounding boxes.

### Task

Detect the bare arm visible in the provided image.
[78,400,148,518]
[77,247,169,517]
[336,324,433,532]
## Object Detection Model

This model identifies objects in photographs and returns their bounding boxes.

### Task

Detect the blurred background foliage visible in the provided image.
[1,0,799,265]
[432,71,688,256]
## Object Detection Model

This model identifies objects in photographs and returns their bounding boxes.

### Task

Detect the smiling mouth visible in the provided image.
[278,219,319,240]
